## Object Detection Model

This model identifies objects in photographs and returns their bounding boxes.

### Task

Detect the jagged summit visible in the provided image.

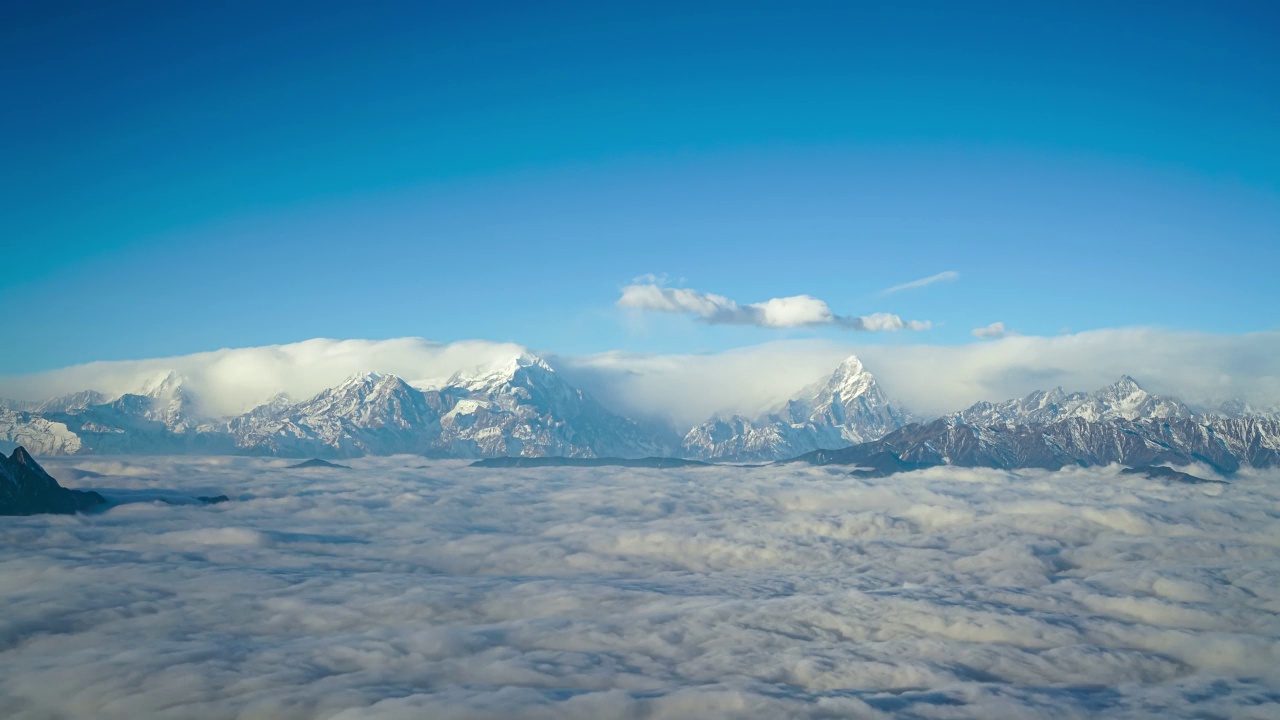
[956,375,1191,427]
[683,354,911,461]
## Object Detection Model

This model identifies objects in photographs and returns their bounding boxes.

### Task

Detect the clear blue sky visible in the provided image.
[3,1,1278,373]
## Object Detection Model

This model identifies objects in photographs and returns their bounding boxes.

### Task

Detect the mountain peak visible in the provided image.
[9,445,34,467]
[834,355,867,376]
[1109,375,1144,394]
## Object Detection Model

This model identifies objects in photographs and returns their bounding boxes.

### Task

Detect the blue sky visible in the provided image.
[3,1,1278,374]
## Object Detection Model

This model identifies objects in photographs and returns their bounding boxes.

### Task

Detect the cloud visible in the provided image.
[2,329,1279,429]
[880,270,959,295]
[972,321,1016,339]
[0,338,531,418]
[617,283,930,331]
[5,455,1279,718]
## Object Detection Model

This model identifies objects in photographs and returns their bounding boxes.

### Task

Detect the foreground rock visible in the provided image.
[0,447,105,515]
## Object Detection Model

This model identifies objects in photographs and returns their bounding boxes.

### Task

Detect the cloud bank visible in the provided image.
[880,270,959,295]
[2,456,1277,718]
[1,330,1278,427]
[559,329,1280,425]
[617,283,930,331]
[0,338,531,418]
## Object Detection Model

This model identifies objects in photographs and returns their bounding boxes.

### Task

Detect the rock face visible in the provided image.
[682,355,911,461]
[0,447,105,515]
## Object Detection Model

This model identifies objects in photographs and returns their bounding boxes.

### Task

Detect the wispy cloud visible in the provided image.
[972,321,1016,339]
[617,283,931,332]
[881,270,959,295]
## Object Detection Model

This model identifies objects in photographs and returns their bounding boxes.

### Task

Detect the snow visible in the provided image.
[1,457,1278,718]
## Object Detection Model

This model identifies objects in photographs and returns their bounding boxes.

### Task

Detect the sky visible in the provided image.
[3,1,1279,375]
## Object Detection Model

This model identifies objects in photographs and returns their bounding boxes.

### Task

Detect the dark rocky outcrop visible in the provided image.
[288,458,351,469]
[0,447,105,515]
[1120,465,1225,485]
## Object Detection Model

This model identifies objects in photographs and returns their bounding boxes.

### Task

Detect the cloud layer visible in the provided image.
[2,456,1277,718]
[617,283,930,331]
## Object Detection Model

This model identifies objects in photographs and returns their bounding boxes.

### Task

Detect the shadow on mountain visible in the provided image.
[288,458,351,469]
[1120,465,1225,485]
[91,488,233,506]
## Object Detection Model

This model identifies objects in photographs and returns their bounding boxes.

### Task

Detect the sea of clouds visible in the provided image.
[2,458,1279,719]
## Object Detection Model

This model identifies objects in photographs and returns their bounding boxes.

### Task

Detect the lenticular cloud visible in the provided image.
[1,458,1277,718]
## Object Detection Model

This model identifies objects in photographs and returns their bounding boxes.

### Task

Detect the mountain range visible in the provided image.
[3,350,1279,476]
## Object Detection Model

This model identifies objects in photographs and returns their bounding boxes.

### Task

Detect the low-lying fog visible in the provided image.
[2,457,1278,719]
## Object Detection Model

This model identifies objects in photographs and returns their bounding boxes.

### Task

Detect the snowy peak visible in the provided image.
[35,390,107,414]
[295,372,437,426]
[957,375,1192,426]
[684,354,911,460]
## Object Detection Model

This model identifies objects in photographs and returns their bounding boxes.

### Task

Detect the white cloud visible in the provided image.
[4,455,1278,718]
[972,321,1016,339]
[617,283,930,331]
[1,329,1278,428]
[880,270,959,295]
[559,329,1280,425]
[0,338,530,418]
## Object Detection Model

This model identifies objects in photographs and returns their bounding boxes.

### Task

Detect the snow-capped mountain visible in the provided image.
[0,411,84,456]
[228,372,446,457]
[955,376,1192,427]
[432,353,673,458]
[682,355,912,461]
[0,351,670,459]
[4,349,1280,471]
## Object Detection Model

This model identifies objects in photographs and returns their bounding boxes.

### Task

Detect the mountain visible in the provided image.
[955,376,1192,426]
[229,372,446,457]
[4,358,1279,466]
[43,352,674,459]
[682,355,911,461]
[792,414,1280,477]
[787,376,1280,477]
[0,446,105,515]
[433,353,673,458]
[0,410,84,455]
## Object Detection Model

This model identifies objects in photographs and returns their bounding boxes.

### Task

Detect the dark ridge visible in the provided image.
[783,416,1265,477]
[0,446,106,515]
[288,458,351,469]
[197,494,231,504]
[1120,466,1225,485]
[471,456,712,469]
